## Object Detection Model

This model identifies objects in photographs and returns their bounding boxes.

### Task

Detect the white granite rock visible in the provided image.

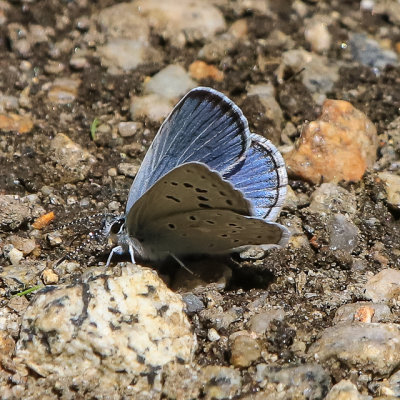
[16,264,196,386]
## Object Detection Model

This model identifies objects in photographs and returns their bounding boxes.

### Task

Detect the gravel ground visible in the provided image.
[0,1,400,399]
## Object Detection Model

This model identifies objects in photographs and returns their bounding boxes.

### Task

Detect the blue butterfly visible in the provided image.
[107,87,289,265]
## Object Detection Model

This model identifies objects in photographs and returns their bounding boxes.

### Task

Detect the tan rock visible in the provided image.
[0,112,33,134]
[189,61,224,82]
[285,100,378,183]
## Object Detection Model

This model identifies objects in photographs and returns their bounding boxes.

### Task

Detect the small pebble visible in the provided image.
[328,213,359,253]
[304,17,332,53]
[333,302,391,324]
[189,61,224,82]
[118,121,142,137]
[47,78,81,104]
[117,162,140,178]
[229,334,261,367]
[41,269,59,285]
[130,94,173,123]
[5,246,24,266]
[207,328,220,342]
[378,172,400,210]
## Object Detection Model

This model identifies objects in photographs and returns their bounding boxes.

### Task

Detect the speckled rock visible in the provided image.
[97,2,150,41]
[117,161,140,178]
[364,269,400,302]
[201,365,241,400]
[0,195,32,230]
[0,112,33,134]
[15,264,196,388]
[255,363,331,398]
[144,65,196,100]
[135,0,226,48]
[285,99,378,183]
[378,172,400,210]
[333,302,392,324]
[325,380,372,400]
[308,183,357,215]
[309,322,400,376]
[49,133,96,183]
[328,213,359,253]
[162,364,201,400]
[0,261,46,292]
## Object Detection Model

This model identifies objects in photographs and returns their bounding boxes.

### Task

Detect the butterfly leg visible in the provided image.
[106,245,124,267]
[169,253,194,275]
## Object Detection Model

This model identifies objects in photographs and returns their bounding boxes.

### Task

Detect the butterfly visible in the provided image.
[106,87,289,265]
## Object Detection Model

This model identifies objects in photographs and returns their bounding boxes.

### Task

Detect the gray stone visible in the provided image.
[15,264,196,388]
[308,183,357,216]
[328,213,359,253]
[181,293,205,314]
[350,33,398,74]
[309,322,400,376]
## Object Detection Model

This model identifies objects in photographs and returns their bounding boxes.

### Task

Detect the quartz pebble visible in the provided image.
[16,264,196,386]
[304,16,332,53]
[333,302,392,324]
[144,65,196,100]
[118,121,142,138]
[248,308,285,335]
[285,99,378,183]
